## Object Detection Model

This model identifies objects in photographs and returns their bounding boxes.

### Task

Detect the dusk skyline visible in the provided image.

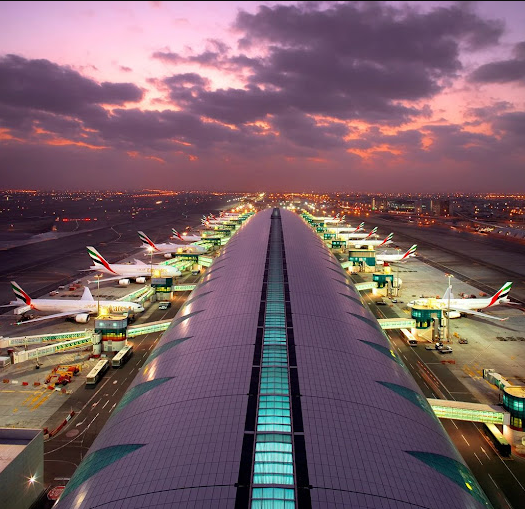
[1,1,525,193]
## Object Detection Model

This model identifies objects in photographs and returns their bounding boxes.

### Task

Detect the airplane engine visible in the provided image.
[75,313,90,323]
[164,253,172,259]
[119,278,131,286]
[135,277,146,284]
[445,310,461,319]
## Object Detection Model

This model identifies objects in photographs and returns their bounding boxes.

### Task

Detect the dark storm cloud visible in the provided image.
[81,107,257,153]
[236,2,502,69]
[157,2,502,126]
[470,41,525,84]
[0,55,143,117]
[271,110,350,149]
[493,111,525,137]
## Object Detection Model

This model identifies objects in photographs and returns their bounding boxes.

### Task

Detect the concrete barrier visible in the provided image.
[48,411,76,438]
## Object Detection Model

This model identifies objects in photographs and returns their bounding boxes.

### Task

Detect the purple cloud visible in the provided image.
[470,40,525,84]
[0,55,143,117]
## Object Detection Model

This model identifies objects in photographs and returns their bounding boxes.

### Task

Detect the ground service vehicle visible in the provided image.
[158,301,171,310]
[86,359,110,386]
[483,423,511,456]
[112,344,133,368]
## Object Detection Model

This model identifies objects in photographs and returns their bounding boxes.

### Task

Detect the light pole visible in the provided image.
[393,248,401,297]
[94,274,102,316]
[148,246,154,285]
[446,273,453,343]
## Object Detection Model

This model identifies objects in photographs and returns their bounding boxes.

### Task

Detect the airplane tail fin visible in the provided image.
[442,285,453,301]
[354,221,365,233]
[87,246,117,274]
[11,281,31,305]
[487,282,513,307]
[138,231,158,251]
[366,226,378,239]
[401,244,417,260]
[378,232,394,246]
[81,287,95,301]
[172,228,184,241]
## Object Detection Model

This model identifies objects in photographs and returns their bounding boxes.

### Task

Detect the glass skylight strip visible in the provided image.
[251,211,295,507]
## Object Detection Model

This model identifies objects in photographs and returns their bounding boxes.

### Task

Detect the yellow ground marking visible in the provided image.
[31,391,53,410]
[12,408,18,413]
[21,387,47,407]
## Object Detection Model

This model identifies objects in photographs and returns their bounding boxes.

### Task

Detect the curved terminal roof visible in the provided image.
[56,208,491,509]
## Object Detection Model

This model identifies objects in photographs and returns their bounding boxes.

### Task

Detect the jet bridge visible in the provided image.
[427,398,510,425]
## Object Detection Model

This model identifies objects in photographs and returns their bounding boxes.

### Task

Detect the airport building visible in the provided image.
[55,208,492,509]
[0,428,43,509]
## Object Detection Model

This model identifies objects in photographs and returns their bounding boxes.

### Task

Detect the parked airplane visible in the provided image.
[87,246,181,284]
[328,221,365,235]
[172,229,202,242]
[310,213,345,224]
[201,215,234,226]
[346,232,394,248]
[407,282,514,321]
[376,245,417,265]
[6,281,144,324]
[138,231,207,256]
[337,226,378,240]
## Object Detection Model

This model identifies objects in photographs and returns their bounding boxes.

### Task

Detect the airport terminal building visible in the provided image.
[55,208,491,508]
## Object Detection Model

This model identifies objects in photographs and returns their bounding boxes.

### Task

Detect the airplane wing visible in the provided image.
[87,276,126,283]
[450,306,509,321]
[17,310,86,325]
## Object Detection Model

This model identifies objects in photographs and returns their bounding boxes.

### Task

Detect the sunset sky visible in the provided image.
[1,1,524,192]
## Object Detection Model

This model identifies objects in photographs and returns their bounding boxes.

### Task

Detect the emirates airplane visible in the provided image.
[138,231,207,256]
[345,232,394,248]
[172,229,203,243]
[86,246,181,284]
[407,282,514,321]
[376,245,417,265]
[337,226,378,240]
[5,281,144,324]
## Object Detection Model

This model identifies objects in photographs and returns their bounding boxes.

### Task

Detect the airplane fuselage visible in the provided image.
[376,254,415,263]
[93,263,180,278]
[21,299,143,314]
[347,239,392,247]
[407,297,510,311]
[148,242,206,255]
